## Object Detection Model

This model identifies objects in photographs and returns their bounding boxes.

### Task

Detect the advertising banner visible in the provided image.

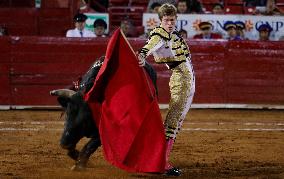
[143,13,284,40]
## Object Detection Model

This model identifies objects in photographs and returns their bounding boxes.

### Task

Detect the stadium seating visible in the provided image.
[0,0,34,7]
[38,8,72,36]
[224,0,244,14]
[130,0,148,9]
[41,0,69,8]
[108,6,144,27]
[225,5,244,14]
[109,0,129,6]
[202,0,221,12]
[243,7,255,14]
[0,8,38,35]
[276,0,284,12]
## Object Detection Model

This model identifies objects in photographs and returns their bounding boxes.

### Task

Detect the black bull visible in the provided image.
[50,59,157,170]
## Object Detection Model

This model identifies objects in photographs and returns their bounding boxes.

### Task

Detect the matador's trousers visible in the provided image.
[164,59,195,140]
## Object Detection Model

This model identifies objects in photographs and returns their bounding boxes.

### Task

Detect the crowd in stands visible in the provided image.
[77,0,284,15]
[0,0,284,40]
[64,0,283,41]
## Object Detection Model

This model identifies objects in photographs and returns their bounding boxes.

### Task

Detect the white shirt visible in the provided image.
[66,28,96,37]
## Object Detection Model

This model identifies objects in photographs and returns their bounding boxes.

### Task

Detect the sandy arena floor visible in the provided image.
[0,109,284,179]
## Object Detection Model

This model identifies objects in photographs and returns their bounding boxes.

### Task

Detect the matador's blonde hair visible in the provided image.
[158,3,177,20]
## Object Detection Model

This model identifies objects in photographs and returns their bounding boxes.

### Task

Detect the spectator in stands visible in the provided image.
[212,3,224,14]
[93,19,107,37]
[186,0,204,13]
[257,24,273,41]
[0,26,8,36]
[120,18,135,37]
[263,0,284,15]
[177,0,189,14]
[193,21,222,39]
[66,13,95,37]
[223,21,242,40]
[179,29,188,38]
[235,21,247,40]
[253,0,284,15]
[147,0,176,12]
[148,2,162,13]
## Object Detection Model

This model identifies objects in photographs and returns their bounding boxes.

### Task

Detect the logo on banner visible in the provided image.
[193,19,202,31]
[245,20,254,31]
[146,18,159,29]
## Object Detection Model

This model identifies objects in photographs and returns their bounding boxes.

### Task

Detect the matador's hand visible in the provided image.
[136,52,146,67]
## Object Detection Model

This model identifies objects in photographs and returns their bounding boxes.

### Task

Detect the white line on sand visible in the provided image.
[0,121,64,125]
[182,128,284,131]
[183,122,284,126]
[1,121,284,126]
[0,128,62,131]
[0,121,284,132]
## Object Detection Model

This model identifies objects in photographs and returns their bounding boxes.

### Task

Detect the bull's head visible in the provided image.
[50,89,92,150]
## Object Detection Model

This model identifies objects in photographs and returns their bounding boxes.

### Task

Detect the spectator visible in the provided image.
[0,26,8,36]
[177,0,189,14]
[223,21,242,40]
[193,21,222,39]
[93,19,107,37]
[66,13,95,37]
[263,0,284,15]
[148,2,162,13]
[186,0,204,13]
[120,18,135,37]
[179,29,188,38]
[212,3,224,14]
[147,0,176,12]
[253,0,284,15]
[235,21,247,40]
[257,24,273,41]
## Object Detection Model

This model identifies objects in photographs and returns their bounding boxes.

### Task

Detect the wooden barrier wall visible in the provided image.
[0,36,284,106]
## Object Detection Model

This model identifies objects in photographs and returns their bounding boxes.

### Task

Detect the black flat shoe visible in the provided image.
[165,167,182,176]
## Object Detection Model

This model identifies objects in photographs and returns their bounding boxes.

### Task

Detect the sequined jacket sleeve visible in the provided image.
[139,28,165,59]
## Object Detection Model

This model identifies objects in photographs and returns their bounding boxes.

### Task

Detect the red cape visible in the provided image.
[84,29,166,173]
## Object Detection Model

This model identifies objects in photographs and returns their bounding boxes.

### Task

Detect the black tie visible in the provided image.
[80,31,83,37]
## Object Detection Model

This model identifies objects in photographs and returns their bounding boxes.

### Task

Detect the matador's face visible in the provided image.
[161,15,177,33]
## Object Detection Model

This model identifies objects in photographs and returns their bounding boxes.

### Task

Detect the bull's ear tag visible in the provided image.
[57,97,71,109]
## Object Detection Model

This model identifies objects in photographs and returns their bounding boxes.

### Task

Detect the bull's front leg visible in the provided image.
[71,138,101,171]
[67,148,79,161]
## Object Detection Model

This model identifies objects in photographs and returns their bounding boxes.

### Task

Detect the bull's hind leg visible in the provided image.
[71,138,101,171]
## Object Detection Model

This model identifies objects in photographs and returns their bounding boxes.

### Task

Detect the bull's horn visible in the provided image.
[50,89,76,97]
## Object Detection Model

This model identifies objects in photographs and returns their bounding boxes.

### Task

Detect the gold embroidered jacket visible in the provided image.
[139,26,191,63]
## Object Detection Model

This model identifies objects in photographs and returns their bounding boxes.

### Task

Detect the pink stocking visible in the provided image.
[165,138,174,170]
